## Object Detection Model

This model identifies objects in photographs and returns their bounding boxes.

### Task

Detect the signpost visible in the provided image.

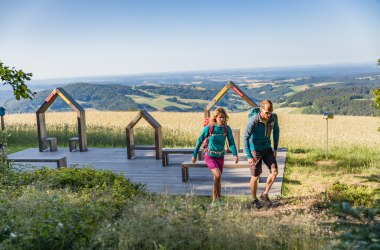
[323,112,333,160]
[0,107,5,131]
[0,107,5,154]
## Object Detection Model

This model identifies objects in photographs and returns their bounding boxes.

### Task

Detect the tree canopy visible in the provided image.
[0,61,35,100]
[373,59,380,111]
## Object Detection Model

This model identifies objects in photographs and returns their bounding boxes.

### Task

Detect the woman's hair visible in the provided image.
[211,107,229,125]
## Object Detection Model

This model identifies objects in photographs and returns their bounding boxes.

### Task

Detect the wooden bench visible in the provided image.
[69,137,79,152]
[7,156,67,168]
[181,160,250,182]
[131,145,156,150]
[162,148,203,166]
[42,137,57,152]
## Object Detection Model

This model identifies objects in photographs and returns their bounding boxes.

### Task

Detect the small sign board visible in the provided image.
[0,107,5,116]
[323,112,333,119]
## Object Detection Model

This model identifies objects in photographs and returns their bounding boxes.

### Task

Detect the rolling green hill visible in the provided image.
[1,71,379,116]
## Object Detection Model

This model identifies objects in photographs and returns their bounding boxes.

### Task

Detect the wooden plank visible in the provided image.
[7,148,287,196]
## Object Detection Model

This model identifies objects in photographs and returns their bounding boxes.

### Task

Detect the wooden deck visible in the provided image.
[8,148,287,197]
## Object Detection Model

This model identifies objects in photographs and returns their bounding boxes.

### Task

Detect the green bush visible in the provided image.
[0,167,145,249]
[325,182,375,207]
[331,201,380,249]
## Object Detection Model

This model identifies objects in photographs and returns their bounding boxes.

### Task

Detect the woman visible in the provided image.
[192,107,238,203]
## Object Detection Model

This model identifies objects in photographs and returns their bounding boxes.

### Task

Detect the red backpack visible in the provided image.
[202,117,228,150]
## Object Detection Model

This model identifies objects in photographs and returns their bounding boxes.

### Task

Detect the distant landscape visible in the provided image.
[1,63,379,116]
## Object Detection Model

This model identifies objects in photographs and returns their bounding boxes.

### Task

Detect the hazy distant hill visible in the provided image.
[1,63,379,115]
[1,83,156,113]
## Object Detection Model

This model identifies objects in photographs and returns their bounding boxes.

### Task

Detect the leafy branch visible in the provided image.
[0,61,35,100]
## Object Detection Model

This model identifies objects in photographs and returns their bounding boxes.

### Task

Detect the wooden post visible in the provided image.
[78,110,87,152]
[36,112,48,152]
[155,127,163,159]
[227,128,240,153]
[126,127,135,159]
[1,116,4,131]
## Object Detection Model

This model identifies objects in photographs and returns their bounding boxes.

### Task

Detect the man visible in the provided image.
[243,100,280,208]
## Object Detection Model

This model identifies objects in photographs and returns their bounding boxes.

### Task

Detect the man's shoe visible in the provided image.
[251,199,263,209]
[260,193,272,206]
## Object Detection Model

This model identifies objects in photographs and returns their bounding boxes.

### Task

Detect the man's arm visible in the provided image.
[243,117,256,159]
[272,114,280,157]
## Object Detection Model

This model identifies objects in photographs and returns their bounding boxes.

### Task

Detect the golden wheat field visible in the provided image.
[4,108,380,150]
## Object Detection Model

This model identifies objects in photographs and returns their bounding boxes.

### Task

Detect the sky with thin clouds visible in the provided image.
[1,0,379,79]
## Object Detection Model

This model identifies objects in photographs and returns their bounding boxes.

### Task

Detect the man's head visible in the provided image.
[259,100,273,120]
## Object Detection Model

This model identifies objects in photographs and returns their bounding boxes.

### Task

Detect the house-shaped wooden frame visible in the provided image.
[36,88,87,152]
[204,81,258,117]
[126,110,162,159]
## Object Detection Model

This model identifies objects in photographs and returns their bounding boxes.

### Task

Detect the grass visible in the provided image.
[95,195,332,249]
[128,93,192,110]
[1,111,380,249]
[282,146,380,199]
[4,111,380,150]
[290,84,310,92]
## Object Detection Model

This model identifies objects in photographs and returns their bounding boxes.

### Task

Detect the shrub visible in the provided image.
[331,201,380,249]
[0,167,146,249]
[325,182,375,207]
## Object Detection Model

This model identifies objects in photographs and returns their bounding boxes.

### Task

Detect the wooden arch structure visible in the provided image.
[36,88,87,152]
[204,81,258,117]
[126,110,162,159]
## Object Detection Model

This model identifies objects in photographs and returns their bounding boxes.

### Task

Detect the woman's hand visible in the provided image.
[234,156,238,164]
[191,157,196,164]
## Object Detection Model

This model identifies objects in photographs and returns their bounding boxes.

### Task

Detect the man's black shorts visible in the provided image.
[250,148,278,177]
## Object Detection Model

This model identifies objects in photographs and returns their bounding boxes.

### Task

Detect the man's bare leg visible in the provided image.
[250,176,260,200]
[263,168,278,195]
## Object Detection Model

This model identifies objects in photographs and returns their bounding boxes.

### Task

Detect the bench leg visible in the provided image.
[182,167,190,182]
[162,153,167,166]
[197,151,203,161]
[57,158,67,168]
[69,139,78,152]
[182,167,186,182]
[50,139,57,152]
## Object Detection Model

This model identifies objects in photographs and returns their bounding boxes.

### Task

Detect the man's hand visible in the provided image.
[233,156,238,164]
[191,157,196,164]
[248,158,256,167]
[273,150,277,158]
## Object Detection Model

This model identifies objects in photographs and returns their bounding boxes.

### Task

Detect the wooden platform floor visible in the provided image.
[8,148,287,197]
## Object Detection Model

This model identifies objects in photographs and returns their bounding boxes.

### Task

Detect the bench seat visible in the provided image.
[7,156,67,168]
[181,160,250,182]
[162,148,203,166]
[131,145,156,150]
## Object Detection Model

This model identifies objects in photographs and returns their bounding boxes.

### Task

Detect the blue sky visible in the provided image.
[1,0,379,79]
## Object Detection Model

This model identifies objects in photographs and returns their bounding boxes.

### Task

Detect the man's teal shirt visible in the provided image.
[243,113,280,159]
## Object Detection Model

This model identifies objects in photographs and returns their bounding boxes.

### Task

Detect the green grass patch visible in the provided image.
[128,94,192,110]
[325,182,376,207]
[290,84,310,92]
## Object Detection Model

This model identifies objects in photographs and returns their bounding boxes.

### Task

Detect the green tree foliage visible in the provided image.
[373,88,380,111]
[0,61,35,100]
[375,59,380,111]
